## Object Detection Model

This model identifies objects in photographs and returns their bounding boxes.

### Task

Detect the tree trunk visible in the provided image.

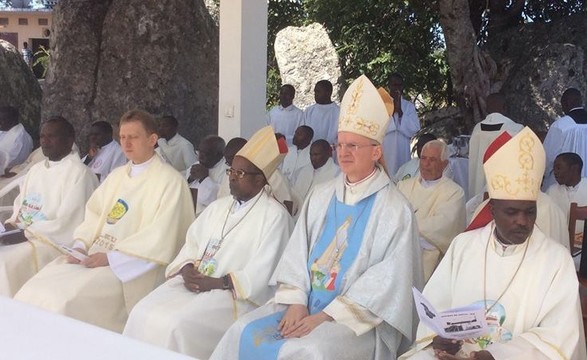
[438,0,497,129]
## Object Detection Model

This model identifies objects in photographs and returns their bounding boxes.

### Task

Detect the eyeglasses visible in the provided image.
[332,143,378,152]
[226,168,262,179]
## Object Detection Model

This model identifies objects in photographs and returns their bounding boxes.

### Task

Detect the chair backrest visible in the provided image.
[569,202,587,253]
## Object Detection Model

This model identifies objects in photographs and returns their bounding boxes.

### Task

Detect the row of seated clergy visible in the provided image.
[13,110,196,333]
[186,135,226,217]
[397,139,466,282]
[546,152,587,246]
[0,106,33,177]
[81,121,127,183]
[217,137,302,217]
[123,126,294,359]
[401,127,585,359]
[292,139,340,201]
[0,117,99,297]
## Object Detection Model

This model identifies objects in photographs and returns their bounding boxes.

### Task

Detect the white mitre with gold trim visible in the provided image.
[236,126,288,179]
[484,127,545,201]
[338,75,393,144]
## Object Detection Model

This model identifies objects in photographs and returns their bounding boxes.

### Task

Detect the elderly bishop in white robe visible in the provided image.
[210,75,423,360]
[398,140,465,282]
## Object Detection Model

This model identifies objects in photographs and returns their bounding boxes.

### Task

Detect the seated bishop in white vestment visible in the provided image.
[14,110,195,333]
[211,76,423,360]
[0,119,98,297]
[123,126,293,359]
[401,127,585,360]
[397,140,465,282]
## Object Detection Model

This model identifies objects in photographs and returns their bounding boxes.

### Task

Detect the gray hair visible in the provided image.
[422,140,449,161]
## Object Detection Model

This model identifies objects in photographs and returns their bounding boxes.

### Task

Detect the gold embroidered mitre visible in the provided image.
[338,75,391,143]
[483,127,545,201]
[236,126,288,179]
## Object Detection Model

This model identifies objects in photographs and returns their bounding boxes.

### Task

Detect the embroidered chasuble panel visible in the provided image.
[238,194,376,359]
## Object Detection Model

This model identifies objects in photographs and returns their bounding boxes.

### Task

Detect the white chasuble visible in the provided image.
[401,223,585,360]
[123,190,293,359]
[14,155,195,332]
[0,153,97,297]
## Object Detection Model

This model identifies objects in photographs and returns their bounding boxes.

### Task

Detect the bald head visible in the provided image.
[486,93,507,115]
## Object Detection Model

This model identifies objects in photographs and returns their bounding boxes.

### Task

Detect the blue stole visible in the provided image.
[239,194,376,360]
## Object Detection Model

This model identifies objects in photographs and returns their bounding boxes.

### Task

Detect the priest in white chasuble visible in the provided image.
[401,127,585,360]
[398,140,465,282]
[14,109,195,333]
[123,126,293,359]
[210,75,423,360]
[0,117,98,297]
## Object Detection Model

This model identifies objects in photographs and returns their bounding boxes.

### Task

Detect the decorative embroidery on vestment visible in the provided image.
[106,199,128,224]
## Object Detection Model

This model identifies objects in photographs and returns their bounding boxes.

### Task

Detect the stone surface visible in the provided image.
[0,40,42,140]
[487,14,587,131]
[274,23,342,109]
[43,0,219,152]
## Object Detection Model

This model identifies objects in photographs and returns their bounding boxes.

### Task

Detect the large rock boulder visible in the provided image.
[0,40,42,140]
[274,23,342,109]
[43,0,219,152]
[487,14,587,131]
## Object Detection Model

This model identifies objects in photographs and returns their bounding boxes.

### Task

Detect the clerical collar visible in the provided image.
[420,177,442,188]
[491,230,524,257]
[45,152,72,168]
[232,189,263,213]
[130,155,155,177]
[343,167,378,204]
[570,106,585,112]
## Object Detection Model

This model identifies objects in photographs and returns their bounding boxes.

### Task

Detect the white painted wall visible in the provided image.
[218,0,268,141]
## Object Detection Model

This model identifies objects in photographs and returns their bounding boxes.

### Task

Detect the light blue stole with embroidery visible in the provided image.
[238,194,376,359]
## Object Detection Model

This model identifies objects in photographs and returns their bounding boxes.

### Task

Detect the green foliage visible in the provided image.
[525,0,586,21]
[266,0,449,112]
[33,45,50,78]
[303,0,448,111]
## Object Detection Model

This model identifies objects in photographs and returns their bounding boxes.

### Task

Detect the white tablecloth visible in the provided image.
[0,296,197,360]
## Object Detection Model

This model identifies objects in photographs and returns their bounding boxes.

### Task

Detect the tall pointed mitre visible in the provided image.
[484,126,545,201]
[236,126,288,179]
[338,75,392,143]
[466,127,545,231]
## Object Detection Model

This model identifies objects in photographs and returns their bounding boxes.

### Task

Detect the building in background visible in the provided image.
[0,0,57,77]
